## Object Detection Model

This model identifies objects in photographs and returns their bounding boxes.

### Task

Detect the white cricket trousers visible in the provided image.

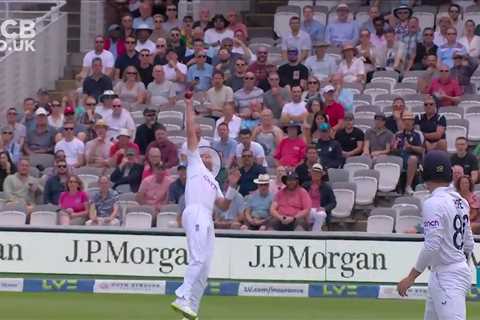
[175,204,215,313]
[424,262,471,320]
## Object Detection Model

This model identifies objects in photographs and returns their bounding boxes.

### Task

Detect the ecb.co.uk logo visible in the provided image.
[0,19,36,52]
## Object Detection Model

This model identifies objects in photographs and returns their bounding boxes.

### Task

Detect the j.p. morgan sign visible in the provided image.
[0,232,479,283]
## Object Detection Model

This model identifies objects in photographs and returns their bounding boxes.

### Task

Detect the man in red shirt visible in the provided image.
[109,128,140,166]
[274,121,307,168]
[427,64,462,106]
[145,124,179,169]
[322,84,345,135]
[270,171,312,231]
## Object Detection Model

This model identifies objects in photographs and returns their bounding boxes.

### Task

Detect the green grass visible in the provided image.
[1,293,480,320]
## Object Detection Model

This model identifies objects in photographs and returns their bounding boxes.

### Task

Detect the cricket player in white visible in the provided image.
[171,95,239,320]
[397,150,474,320]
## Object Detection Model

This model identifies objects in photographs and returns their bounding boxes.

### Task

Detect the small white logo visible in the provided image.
[0,19,36,52]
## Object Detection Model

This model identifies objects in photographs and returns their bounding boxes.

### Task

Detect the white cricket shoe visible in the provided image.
[171,299,198,320]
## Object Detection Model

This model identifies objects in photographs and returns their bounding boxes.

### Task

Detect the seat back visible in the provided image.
[446,120,468,153]
[353,176,377,205]
[30,211,57,226]
[367,215,394,233]
[343,162,369,182]
[396,216,423,233]
[274,6,301,37]
[0,211,26,226]
[156,212,178,228]
[124,212,152,228]
[331,183,356,218]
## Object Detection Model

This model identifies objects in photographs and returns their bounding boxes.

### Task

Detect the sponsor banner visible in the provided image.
[23,279,94,292]
[0,278,23,292]
[378,285,428,300]
[94,280,165,295]
[165,281,240,296]
[238,282,309,297]
[1,231,480,283]
[309,284,379,298]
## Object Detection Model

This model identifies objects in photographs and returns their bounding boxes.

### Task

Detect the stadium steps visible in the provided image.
[244,13,275,27]
[244,0,288,38]
[60,0,81,53]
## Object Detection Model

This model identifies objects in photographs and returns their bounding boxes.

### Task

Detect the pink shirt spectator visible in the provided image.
[427,78,462,107]
[324,102,345,127]
[274,186,312,217]
[138,175,173,209]
[308,183,321,209]
[59,191,88,213]
[274,137,307,167]
[109,142,140,165]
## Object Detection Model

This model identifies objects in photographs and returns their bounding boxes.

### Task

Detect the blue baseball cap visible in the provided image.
[422,150,452,183]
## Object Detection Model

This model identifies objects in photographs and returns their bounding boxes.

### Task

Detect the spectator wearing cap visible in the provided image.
[187,50,214,92]
[206,71,234,116]
[236,128,266,167]
[110,148,144,193]
[392,111,424,194]
[338,43,366,84]
[450,50,479,93]
[151,14,168,43]
[103,98,136,141]
[86,176,120,226]
[233,71,264,117]
[380,28,406,72]
[0,125,21,165]
[168,165,187,204]
[305,42,336,82]
[134,108,160,155]
[82,58,113,102]
[241,174,273,231]
[322,84,345,135]
[136,162,173,212]
[113,65,146,109]
[263,71,291,120]
[281,86,308,124]
[438,27,467,69]
[109,128,140,166]
[85,119,112,168]
[212,123,238,168]
[412,27,438,71]
[301,5,325,42]
[278,48,309,88]
[302,163,336,231]
[238,149,267,196]
[281,16,311,63]
[416,96,447,152]
[145,125,179,169]
[47,99,64,130]
[23,108,56,155]
[4,158,42,208]
[363,112,394,160]
[135,23,156,54]
[133,1,154,30]
[388,4,412,40]
[451,136,479,184]
[54,121,85,168]
[427,64,462,107]
[227,9,248,39]
[386,97,406,134]
[77,36,114,80]
[147,65,176,107]
[334,113,364,160]
[295,145,320,185]
[324,3,359,47]
[5,107,26,146]
[274,121,307,168]
[205,14,234,47]
[43,158,68,205]
[163,49,187,94]
[213,102,241,141]
[270,171,312,231]
[163,3,182,32]
[167,28,187,61]
[104,24,126,60]
[315,123,343,169]
[459,20,480,58]
[95,90,117,119]
[137,48,154,88]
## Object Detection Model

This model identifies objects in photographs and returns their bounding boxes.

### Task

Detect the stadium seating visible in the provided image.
[353,169,379,206]
[354,105,380,120]
[352,118,374,133]
[124,212,153,228]
[373,156,403,193]
[327,168,349,184]
[30,211,58,226]
[331,182,356,218]
[274,6,301,38]
[0,211,26,226]
[464,106,480,141]
[446,119,469,153]
[366,215,394,233]
[156,212,178,228]
[344,155,372,182]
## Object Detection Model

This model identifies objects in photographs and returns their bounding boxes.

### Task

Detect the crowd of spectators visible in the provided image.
[4,0,480,233]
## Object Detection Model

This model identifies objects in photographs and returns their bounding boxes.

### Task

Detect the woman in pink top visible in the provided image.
[456,175,480,234]
[59,175,89,225]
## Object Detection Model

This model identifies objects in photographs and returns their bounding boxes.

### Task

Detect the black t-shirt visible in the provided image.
[137,64,154,88]
[451,152,479,176]
[413,43,438,69]
[278,63,309,87]
[385,115,399,134]
[335,127,364,152]
[134,123,161,155]
[82,75,113,101]
[239,164,267,196]
[415,113,447,141]
[114,52,139,78]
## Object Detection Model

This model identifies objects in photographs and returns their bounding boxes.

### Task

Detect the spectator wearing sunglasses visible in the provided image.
[427,64,462,107]
[150,14,168,42]
[54,121,85,168]
[163,4,182,32]
[43,159,68,205]
[0,126,21,165]
[114,35,139,81]
[412,28,437,71]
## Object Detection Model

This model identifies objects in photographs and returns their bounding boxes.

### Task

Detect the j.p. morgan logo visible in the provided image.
[0,19,36,52]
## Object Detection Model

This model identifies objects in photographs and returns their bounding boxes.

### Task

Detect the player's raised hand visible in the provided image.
[228,168,241,187]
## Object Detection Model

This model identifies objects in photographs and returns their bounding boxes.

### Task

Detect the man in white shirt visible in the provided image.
[281,16,312,63]
[236,128,266,167]
[398,151,474,320]
[54,122,85,168]
[78,35,114,79]
[135,23,156,54]
[213,102,241,141]
[103,98,136,141]
[304,42,337,82]
[164,50,187,94]
[281,85,308,124]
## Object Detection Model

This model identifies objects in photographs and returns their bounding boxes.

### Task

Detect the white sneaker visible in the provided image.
[405,186,414,195]
[171,300,198,320]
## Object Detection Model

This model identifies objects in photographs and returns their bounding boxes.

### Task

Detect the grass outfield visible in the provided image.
[1,293,480,320]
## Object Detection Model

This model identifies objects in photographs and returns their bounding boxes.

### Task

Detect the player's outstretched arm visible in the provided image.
[185,91,198,152]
